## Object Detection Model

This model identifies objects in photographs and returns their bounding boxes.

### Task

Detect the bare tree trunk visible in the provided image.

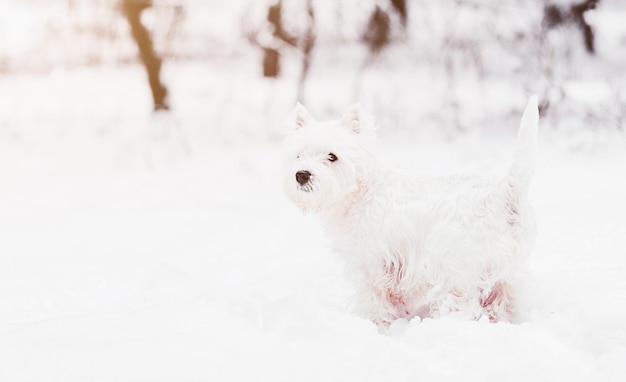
[542,0,600,54]
[263,48,281,78]
[122,0,170,111]
[390,0,407,27]
[259,0,299,79]
[296,0,315,102]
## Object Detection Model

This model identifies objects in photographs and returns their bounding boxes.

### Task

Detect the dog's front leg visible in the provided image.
[354,284,410,327]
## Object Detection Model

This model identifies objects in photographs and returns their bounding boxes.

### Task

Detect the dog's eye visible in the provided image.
[328,153,338,162]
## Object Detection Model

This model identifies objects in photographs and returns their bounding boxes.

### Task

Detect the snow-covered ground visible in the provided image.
[1,62,625,381]
[1,0,626,379]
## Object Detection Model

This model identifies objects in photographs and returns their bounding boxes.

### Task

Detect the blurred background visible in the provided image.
[0,0,624,164]
[1,3,626,379]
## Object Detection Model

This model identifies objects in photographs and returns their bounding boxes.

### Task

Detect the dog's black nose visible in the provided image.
[295,170,311,185]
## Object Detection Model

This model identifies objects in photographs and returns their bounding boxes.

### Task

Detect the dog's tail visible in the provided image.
[505,95,539,197]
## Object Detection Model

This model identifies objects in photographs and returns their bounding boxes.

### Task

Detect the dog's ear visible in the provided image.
[342,103,375,135]
[294,102,312,130]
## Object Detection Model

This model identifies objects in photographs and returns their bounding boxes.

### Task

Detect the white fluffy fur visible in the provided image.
[283,98,539,325]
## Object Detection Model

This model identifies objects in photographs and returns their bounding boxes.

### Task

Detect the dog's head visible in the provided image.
[282,103,380,214]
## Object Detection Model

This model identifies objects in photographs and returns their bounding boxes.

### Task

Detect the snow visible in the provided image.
[1,0,626,380]
[1,63,625,381]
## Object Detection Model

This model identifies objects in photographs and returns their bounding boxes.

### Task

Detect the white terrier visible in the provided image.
[283,97,539,326]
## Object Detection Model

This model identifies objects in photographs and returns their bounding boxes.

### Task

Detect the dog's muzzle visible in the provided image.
[295,170,311,186]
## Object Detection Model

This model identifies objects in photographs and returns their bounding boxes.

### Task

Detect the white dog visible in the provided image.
[283,97,539,326]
